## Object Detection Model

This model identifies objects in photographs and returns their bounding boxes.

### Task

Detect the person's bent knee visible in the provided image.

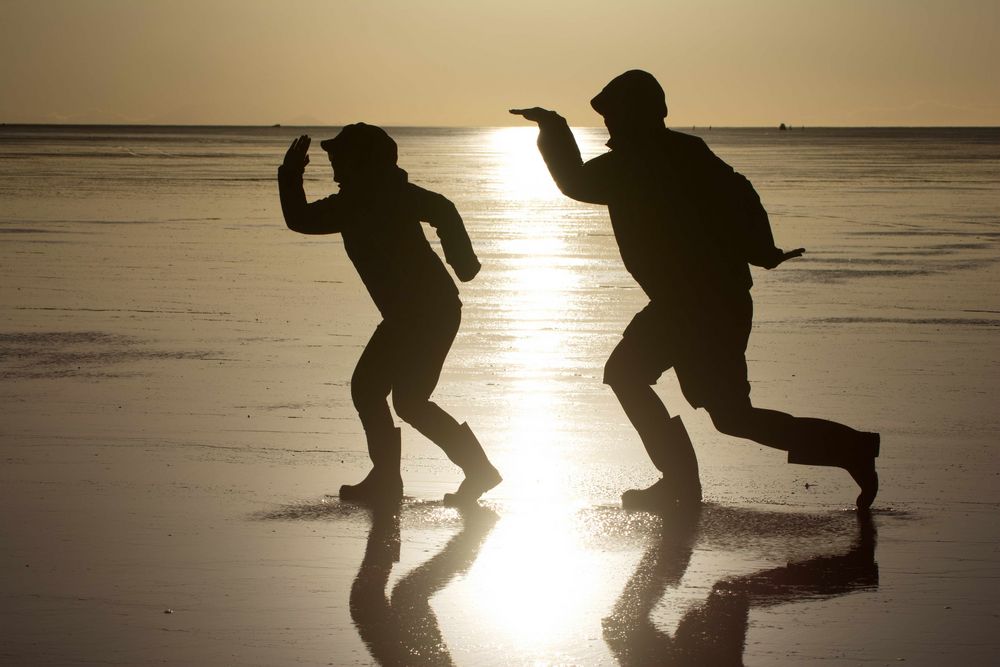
[351,381,387,413]
[391,392,430,425]
[708,408,738,435]
[603,355,648,390]
[706,402,751,436]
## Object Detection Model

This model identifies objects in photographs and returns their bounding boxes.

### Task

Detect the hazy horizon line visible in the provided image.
[3,122,999,130]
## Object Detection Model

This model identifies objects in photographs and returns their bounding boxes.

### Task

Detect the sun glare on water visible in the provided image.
[444,127,617,653]
[463,506,610,653]
[488,127,564,203]
[486,129,586,507]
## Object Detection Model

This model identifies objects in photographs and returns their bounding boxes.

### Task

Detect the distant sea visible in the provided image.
[3,123,997,320]
[2,124,998,240]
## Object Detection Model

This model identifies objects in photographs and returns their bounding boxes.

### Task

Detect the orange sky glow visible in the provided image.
[1,0,998,126]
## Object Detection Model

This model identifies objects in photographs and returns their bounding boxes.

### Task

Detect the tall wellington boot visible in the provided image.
[788,432,880,510]
[340,427,404,505]
[440,423,502,507]
[622,416,702,512]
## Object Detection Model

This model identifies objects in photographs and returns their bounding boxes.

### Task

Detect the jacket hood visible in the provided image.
[591,70,668,122]
[320,123,398,168]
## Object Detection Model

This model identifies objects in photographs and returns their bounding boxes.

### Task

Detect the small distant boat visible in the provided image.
[778,123,788,131]
[272,123,282,128]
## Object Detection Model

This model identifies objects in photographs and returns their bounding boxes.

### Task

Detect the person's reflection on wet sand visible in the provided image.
[603,507,703,665]
[349,503,404,665]
[603,510,878,666]
[349,504,499,666]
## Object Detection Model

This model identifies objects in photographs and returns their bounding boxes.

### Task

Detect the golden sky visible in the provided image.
[1,0,997,126]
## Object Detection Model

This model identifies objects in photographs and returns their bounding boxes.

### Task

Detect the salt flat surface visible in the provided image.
[2,125,998,665]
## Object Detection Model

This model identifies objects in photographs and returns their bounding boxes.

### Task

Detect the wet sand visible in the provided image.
[2,126,999,665]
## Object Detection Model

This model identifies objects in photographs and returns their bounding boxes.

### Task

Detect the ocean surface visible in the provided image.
[2,125,999,665]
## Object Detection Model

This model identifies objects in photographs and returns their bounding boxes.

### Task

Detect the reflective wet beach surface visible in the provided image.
[260,499,885,665]
[2,126,999,664]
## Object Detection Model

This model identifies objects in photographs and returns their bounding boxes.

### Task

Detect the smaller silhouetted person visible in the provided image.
[278,125,502,506]
[512,70,879,511]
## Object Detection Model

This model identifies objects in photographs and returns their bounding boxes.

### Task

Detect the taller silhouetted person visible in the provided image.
[278,125,501,506]
[512,70,879,511]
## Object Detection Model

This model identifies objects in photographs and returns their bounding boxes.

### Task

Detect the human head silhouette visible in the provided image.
[591,70,668,145]
[320,123,398,186]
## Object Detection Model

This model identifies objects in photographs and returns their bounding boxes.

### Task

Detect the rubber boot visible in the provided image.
[441,423,502,507]
[787,432,880,510]
[622,416,702,513]
[340,427,404,505]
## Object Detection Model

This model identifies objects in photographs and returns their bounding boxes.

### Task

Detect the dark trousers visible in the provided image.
[350,302,467,465]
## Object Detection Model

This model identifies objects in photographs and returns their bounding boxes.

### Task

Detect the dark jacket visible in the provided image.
[535,117,780,307]
[278,164,480,319]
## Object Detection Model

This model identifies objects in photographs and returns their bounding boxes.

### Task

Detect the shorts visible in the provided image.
[603,292,753,410]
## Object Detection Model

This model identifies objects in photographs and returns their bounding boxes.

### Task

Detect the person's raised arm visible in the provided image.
[414,187,481,282]
[277,135,346,235]
[509,108,611,205]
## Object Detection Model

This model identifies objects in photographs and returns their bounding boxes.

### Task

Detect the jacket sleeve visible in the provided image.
[277,164,347,235]
[536,115,613,205]
[414,187,481,281]
[695,139,782,268]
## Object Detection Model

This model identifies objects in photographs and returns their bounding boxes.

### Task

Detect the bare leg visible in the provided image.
[708,403,879,509]
[708,406,862,451]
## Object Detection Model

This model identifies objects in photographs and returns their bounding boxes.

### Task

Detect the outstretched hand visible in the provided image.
[509,107,561,124]
[283,135,311,171]
[765,247,806,269]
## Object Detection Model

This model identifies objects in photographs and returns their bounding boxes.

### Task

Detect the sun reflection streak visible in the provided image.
[465,506,611,653]
[472,125,617,650]
[493,253,584,505]
[479,127,622,499]
[484,126,589,509]
[488,127,563,202]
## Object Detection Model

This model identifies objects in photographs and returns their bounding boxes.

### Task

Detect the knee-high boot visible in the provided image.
[340,427,404,504]
[787,432,880,510]
[623,416,702,511]
[439,423,502,506]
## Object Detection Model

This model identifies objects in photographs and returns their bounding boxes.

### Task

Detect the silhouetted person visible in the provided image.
[603,509,878,666]
[349,503,498,666]
[512,70,879,511]
[279,125,501,506]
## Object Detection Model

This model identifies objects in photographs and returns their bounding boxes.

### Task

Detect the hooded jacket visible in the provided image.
[533,115,780,308]
[278,163,480,319]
